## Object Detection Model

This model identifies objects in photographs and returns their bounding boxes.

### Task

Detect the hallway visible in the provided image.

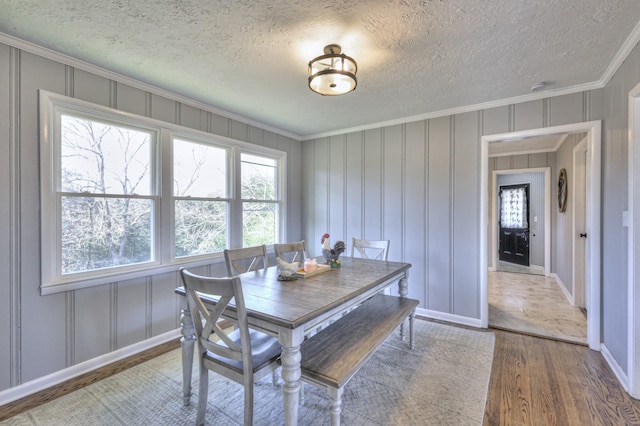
[488,270,587,345]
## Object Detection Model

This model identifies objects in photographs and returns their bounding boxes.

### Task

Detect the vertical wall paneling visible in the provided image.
[178,103,204,131]
[482,105,509,136]
[427,116,452,312]
[328,135,345,243]
[549,92,585,126]
[262,131,278,150]
[0,44,15,389]
[230,121,248,142]
[382,125,403,261]
[0,42,303,394]
[150,94,177,124]
[363,129,383,239]
[150,272,183,337]
[452,112,480,318]
[514,99,544,131]
[116,278,149,349]
[73,69,110,106]
[74,285,112,364]
[113,83,147,116]
[345,132,364,246]
[404,121,427,304]
[210,113,230,137]
[301,141,315,251]
[285,137,303,243]
[248,126,263,146]
[20,52,68,382]
[313,138,329,255]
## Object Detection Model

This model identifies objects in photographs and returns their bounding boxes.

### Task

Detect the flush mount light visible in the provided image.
[308,44,358,96]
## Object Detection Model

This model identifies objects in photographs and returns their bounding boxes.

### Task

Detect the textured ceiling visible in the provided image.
[1,0,639,138]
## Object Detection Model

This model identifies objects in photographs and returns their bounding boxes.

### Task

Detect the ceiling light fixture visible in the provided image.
[308,44,358,96]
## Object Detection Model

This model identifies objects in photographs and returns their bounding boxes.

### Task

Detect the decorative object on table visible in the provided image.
[295,263,331,278]
[558,168,568,212]
[303,257,318,272]
[276,257,299,281]
[321,233,346,264]
[329,258,341,268]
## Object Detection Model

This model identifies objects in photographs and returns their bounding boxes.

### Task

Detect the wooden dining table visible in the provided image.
[175,256,411,426]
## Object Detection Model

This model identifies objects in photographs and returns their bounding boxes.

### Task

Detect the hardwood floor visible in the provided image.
[484,328,640,425]
[489,270,588,345]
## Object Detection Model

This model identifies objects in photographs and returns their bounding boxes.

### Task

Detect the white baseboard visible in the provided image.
[551,273,575,305]
[0,329,180,406]
[417,307,483,328]
[601,343,630,394]
[530,264,545,275]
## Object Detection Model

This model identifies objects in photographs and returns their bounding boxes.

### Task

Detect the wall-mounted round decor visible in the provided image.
[558,168,567,212]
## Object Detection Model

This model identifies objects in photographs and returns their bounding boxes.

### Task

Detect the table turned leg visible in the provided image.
[398,276,409,341]
[279,328,304,426]
[180,307,196,406]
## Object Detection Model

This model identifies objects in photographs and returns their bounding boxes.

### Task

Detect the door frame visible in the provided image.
[480,121,602,351]
[572,138,588,309]
[627,82,640,398]
[490,168,550,276]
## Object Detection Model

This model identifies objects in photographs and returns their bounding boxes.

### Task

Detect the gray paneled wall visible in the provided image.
[0,43,302,392]
[303,93,598,322]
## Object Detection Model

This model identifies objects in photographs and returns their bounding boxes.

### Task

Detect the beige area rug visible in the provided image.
[2,320,495,426]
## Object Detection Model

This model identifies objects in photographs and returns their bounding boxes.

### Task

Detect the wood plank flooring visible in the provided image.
[489,270,587,344]
[484,328,640,425]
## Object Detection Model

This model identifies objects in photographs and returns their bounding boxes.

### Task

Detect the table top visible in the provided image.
[176,256,411,331]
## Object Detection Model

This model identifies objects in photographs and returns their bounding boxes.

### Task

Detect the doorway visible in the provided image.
[498,183,530,267]
[480,121,602,351]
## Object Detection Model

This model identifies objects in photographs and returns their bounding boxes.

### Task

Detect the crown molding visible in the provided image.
[600,19,640,86]
[301,81,604,140]
[0,32,303,141]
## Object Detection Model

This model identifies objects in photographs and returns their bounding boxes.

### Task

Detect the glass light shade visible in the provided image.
[308,46,357,96]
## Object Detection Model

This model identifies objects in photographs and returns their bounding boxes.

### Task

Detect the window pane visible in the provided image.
[174,139,227,198]
[175,200,227,257]
[243,202,276,247]
[61,196,152,274]
[61,115,152,195]
[241,153,276,200]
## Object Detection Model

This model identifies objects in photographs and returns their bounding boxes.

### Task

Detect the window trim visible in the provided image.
[39,90,287,295]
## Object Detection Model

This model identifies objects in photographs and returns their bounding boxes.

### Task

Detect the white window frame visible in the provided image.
[39,91,286,294]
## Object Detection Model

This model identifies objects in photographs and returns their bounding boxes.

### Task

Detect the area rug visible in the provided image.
[2,320,495,426]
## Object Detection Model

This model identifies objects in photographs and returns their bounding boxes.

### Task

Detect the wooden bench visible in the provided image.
[299,294,419,426]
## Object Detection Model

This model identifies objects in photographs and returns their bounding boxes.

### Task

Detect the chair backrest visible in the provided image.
[351,238,390,261]
[274,240,308,263]
[179,268,252,372]
[224,245,269,276]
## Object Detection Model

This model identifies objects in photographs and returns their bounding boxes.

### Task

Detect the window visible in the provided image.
[173,139,229,257]
[241,153,279,247]
[60,115,156,274]
[40,91,286,294]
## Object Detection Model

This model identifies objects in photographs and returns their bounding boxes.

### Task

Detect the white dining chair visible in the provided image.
[274,240,308,263]
[224,245,269,276]
[351,238,390,261]
[180,268,281,426]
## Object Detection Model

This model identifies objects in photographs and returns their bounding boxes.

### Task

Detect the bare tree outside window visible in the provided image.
[60,116,154,274]
[241,154,277,247]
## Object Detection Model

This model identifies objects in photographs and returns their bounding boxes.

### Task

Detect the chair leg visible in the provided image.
[299,382,305,405]
[272,367,279,386]
[196,363,208,426]
[243,378,254,426]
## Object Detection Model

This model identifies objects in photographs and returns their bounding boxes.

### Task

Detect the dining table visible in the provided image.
[175,256,411,426]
